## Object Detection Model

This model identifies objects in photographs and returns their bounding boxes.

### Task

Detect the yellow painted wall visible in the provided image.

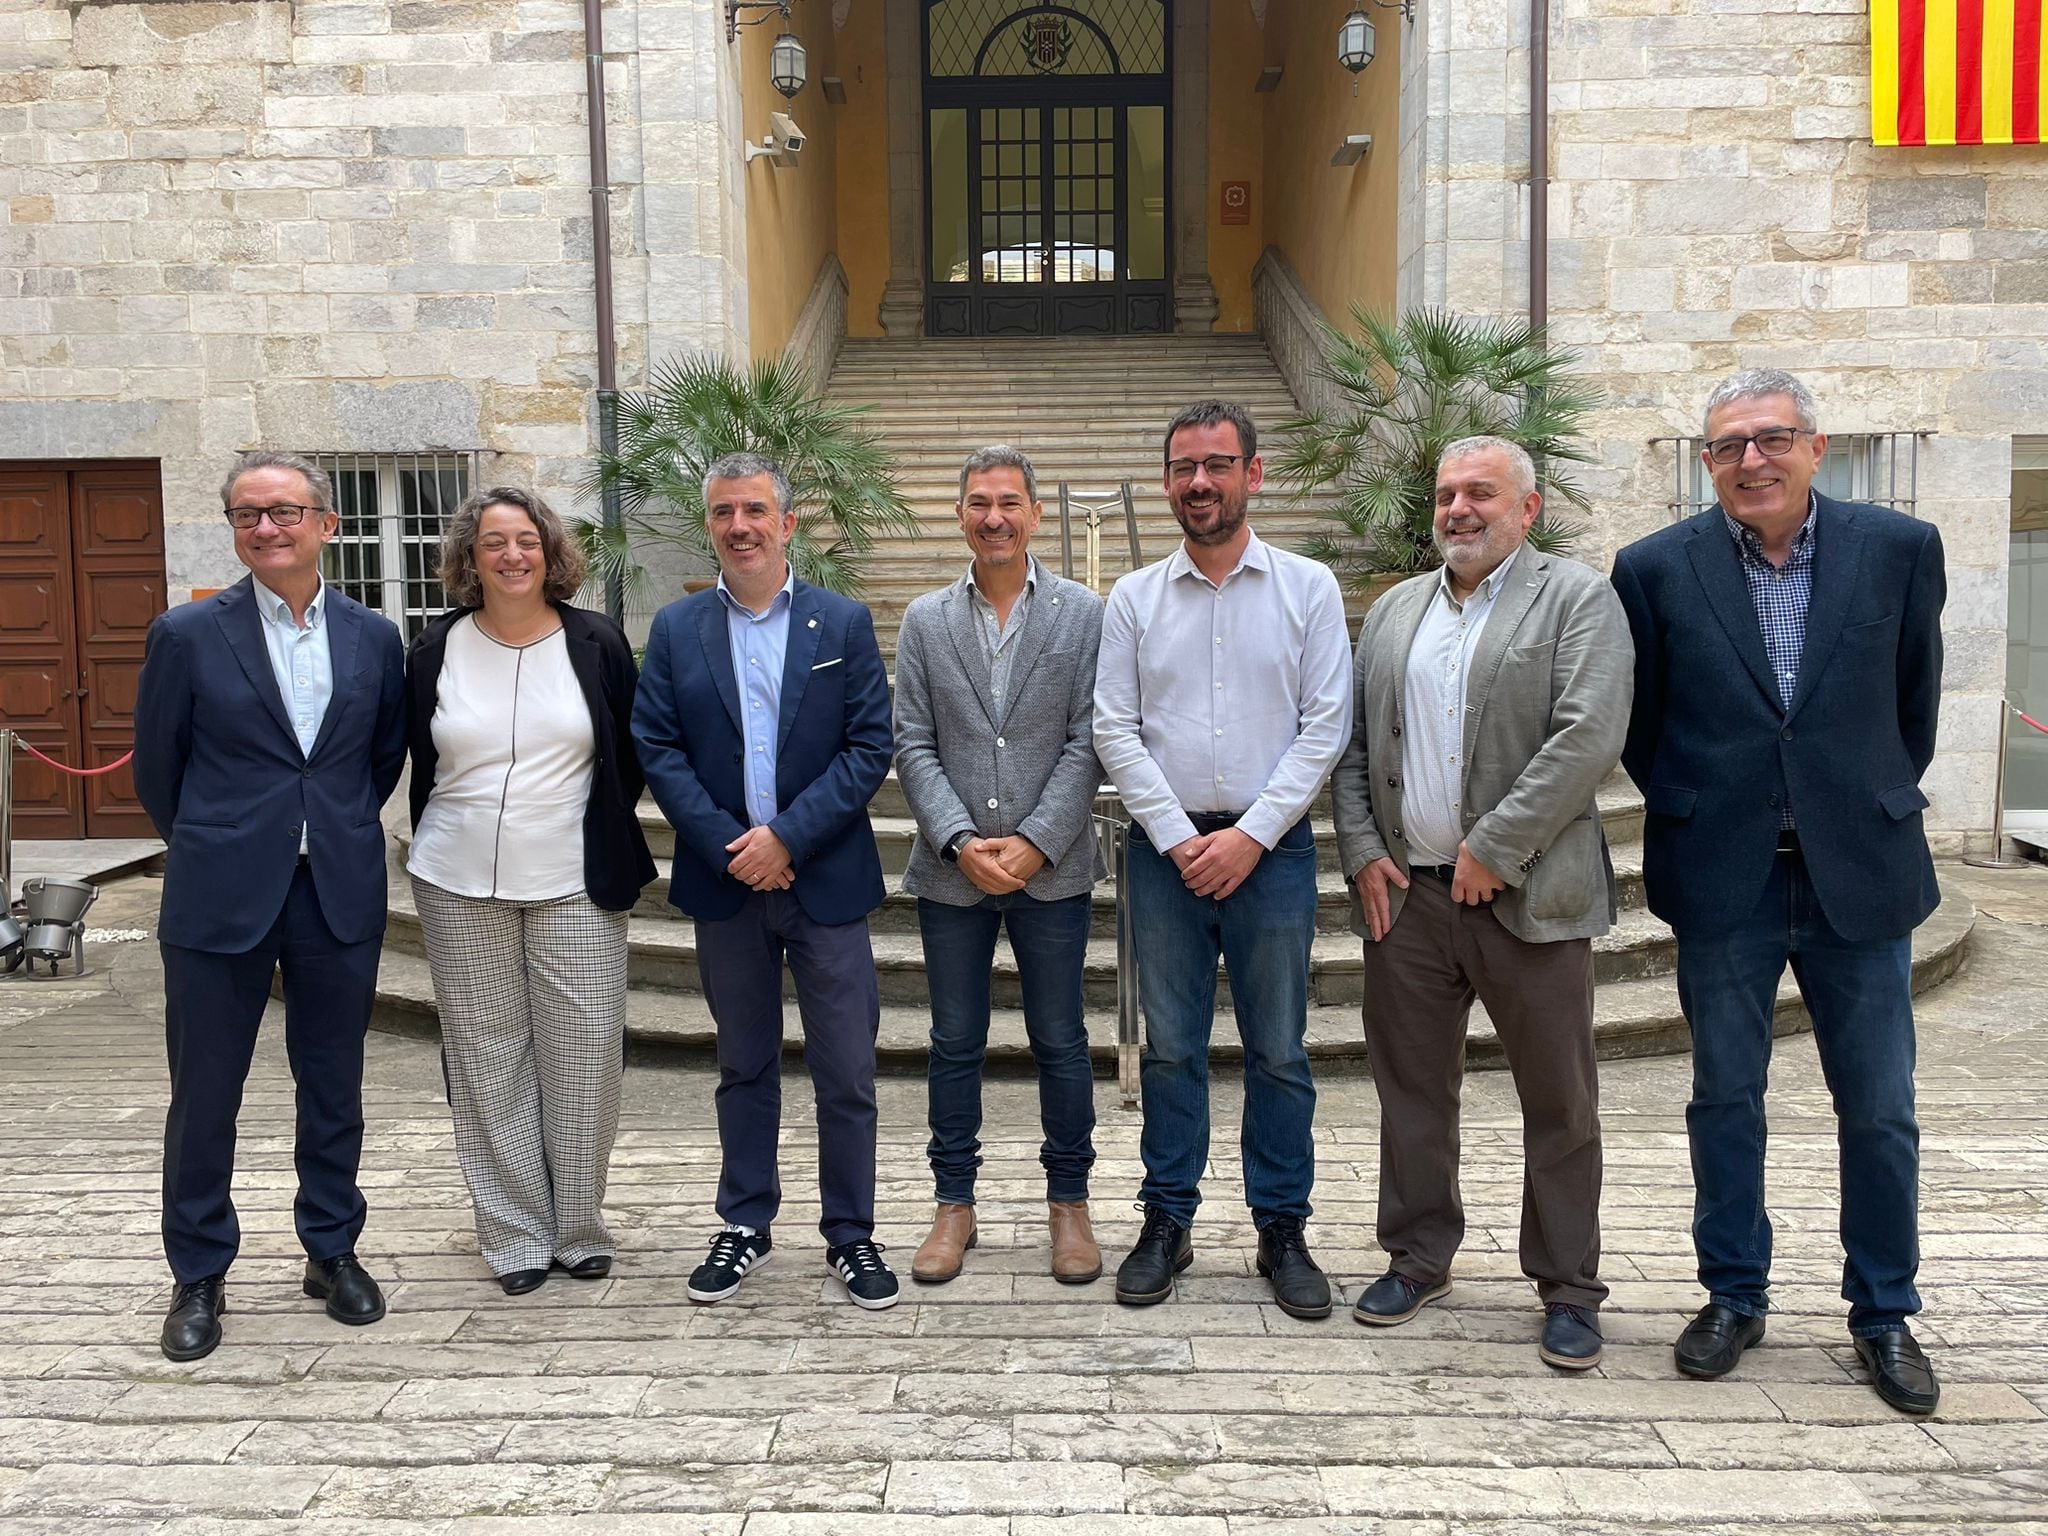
[835,19,892,338]
[1207,3,1266,333]
[1259,2,1401,326]
[742,13,841,358]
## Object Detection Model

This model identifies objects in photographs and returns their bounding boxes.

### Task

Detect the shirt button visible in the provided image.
[1214,637,1222,645]
[1215,728,1223,736]
[987,797,999,809]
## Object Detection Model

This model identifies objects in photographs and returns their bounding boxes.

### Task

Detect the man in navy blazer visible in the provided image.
[631,452,898,1310]
[133,452,406,1362]
[1612,370,1946,1416]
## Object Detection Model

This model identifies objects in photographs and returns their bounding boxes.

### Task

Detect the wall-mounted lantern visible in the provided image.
[1337,10,1376,72]
[770,31,807,98]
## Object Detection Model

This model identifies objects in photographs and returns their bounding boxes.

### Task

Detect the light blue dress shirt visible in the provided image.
[718,566,796,829]
[251,575,334,853]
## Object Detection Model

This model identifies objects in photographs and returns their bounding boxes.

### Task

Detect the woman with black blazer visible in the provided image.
[405,486,655,1295]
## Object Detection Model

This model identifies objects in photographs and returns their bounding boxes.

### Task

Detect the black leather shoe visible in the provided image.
[1255,1215,1331,1320]
[499,1268,548,1296]
[1854,1327,1940,1416]
[1674,1302,1765,1378]
[1539,1302,1604,1370]
[564,1254,612,1281]
[1352,1270,1451,1327]
[302,1254,386,1326]
[1114,1206,1192,1306]
[160,1275,226,1362]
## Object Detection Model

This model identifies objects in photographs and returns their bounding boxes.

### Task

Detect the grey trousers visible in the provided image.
[411,877,629,1277]
[1358,869,1607,1309]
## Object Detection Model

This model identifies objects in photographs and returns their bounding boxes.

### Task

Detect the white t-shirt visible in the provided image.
[408,615,596,901]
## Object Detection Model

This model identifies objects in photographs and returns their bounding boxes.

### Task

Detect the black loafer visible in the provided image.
[1539,1302,1604,1370]
[1255,1215,1332,1320]
[564,1254,612,1281]
[302,1254,386,1326]
[160,1275,226,1362]
[499,1268,548,1296]
[1854,1327,1940,1416]
[1352,1270,1451,1327]
[1114,1206,1192,1306]
[1674,1302,1765,1378]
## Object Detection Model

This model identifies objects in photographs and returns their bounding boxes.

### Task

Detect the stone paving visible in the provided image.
[2,865,2047,1532]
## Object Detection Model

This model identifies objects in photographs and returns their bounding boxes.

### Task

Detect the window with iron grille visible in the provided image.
[315,452,474,640]
[926,0,1168,78]
[1653,432,1928,522]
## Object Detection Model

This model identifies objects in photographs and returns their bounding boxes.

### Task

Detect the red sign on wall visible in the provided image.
[1220,180,1251,226]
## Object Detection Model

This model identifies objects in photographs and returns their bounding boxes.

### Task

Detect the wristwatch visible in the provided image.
[940,830,974,863]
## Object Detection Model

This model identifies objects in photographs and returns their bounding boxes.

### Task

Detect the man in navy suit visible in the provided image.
[632,452,898,1309]
[1612,370,1946,1415]
[133,452,406,1361]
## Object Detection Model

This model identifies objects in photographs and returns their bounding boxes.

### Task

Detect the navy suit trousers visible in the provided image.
[160,864,380,1282]
[696,890,881,1246]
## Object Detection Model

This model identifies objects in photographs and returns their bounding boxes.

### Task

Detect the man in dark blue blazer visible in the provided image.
[631,452,898,1310]
[133,452,406,1361]
[1611,370,1946,1416]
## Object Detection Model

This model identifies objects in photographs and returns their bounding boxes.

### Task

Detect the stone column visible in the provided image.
[879,0,925,336]
[1171,0,1218,332]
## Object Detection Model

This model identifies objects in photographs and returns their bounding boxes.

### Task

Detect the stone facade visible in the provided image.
[1398,0,2048,850]
[0,0,748,598]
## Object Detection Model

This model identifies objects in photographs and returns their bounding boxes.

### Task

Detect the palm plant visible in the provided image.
[1273,309,1602,594]
[578,353,917,606]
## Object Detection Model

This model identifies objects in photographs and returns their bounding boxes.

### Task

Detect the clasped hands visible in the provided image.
[725,824,794,891]
[1354,841,1504,940]
[957,834,1046,896]
[1166,826,1264,901]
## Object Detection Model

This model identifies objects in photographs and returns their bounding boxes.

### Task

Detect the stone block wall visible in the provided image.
[1399,0,2048,848]
[0,0,746,600]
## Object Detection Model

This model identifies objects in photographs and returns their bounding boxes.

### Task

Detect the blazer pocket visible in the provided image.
[1644,784,1697,820]
[1879,782,1929,820]
[812,656,844,671]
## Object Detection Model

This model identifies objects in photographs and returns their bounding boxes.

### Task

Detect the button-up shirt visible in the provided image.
[1094,529,1354,851]
[718,566,796,828]
[1727,494,1816,828]
[252,575,333,855]
[966,555,1038,714]
[1399,547,1521,868]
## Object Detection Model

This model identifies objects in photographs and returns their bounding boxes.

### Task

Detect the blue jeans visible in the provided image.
[919,891,1096,1204]
[1675,848,1921,1336]
[1128,819,1319,1228]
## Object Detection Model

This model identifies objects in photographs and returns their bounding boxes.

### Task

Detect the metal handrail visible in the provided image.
[1055,480,1144,593]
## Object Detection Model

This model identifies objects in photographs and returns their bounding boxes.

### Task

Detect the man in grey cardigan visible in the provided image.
[894,445,1107,1285]
[1330,436,1634,1370]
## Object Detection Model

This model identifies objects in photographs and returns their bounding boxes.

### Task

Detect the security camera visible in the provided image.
[770,111,805,157]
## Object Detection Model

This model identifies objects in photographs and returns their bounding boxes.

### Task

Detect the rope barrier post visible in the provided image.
[1095,798,1141,1111]
[0,729,13,906]
[1965,702,2033,870]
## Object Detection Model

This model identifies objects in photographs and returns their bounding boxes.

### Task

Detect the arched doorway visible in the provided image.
[922,0,1172,336]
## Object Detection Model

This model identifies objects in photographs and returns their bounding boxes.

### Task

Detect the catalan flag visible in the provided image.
[1871,0,2047,145]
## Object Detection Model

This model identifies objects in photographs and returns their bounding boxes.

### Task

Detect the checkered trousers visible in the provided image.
[410,876,630,1276]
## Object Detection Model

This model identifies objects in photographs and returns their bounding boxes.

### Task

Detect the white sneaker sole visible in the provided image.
[686,1246,770,1304]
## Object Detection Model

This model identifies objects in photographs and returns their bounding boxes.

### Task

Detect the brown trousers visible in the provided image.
[1359,868,1607,1309]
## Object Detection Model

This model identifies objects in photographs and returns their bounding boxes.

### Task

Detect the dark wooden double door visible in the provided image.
[0,463,166,839]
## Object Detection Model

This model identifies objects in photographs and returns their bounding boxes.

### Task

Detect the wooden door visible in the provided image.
[0,463,165,839]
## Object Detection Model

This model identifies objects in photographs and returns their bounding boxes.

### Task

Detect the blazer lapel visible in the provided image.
[1685,512,1782,712]
[562,619,606,741]
[943,579,998,728]
[1462,554,1548,766]
[1784,497,1865,725]
[775,583,826,749]
[696,596,743,735]
[994,569,1060,722]
[1386,575,1440,740]
[305,595,361,762]
[213,578,298,752]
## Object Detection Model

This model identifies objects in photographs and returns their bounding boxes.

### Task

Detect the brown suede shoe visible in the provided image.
[911,1203,977,1284]
[1048,1199,1102,1284]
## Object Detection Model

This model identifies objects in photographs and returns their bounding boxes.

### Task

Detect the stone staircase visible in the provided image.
[363,334,1975,1069]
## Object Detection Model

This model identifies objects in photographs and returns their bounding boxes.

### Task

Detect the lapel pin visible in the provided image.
[807,618,818,628]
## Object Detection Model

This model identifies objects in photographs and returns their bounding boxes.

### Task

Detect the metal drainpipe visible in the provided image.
[582,0,624,623]
[1529,0,1549,335]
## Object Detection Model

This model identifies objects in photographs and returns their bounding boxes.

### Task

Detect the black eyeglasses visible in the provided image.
[223,504,319,529]
[1704,428,1815,466]
[1166,454,1246,484]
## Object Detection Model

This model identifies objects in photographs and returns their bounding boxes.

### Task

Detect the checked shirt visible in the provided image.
[1725,493,1817,829]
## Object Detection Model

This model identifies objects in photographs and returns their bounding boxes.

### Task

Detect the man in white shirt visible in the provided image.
[1330,437,1633,1370]
[1093,400,1353,1318]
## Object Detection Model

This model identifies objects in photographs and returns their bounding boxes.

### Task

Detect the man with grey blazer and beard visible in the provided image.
[1330,436,1633,1371]
[894,445,1108,1286]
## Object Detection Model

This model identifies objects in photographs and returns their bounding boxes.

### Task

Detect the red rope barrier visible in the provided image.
[13,740,134,777]
[2017,706,2048,738]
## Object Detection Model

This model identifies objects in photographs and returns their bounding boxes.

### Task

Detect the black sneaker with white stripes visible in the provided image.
[686,1225,772,1304]
[825,1239,900,1310]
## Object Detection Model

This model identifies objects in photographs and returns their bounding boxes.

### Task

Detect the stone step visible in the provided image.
[362,883,1976,1071]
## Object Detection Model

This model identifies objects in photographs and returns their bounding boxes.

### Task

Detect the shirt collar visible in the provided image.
[716,565,795,620]
[1436,544,1521,608]
[1168,527,1269,586]
[1723,493,1818,561]
[967,554,1041,600]
[251,574,324,630]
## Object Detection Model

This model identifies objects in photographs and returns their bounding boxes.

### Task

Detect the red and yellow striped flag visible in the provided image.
[1872,0,2046,145]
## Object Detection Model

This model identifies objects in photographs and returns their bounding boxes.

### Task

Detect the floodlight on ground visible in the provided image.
[17,875,97,977]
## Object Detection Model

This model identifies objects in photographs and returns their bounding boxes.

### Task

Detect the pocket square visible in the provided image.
[811,656,844,671]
